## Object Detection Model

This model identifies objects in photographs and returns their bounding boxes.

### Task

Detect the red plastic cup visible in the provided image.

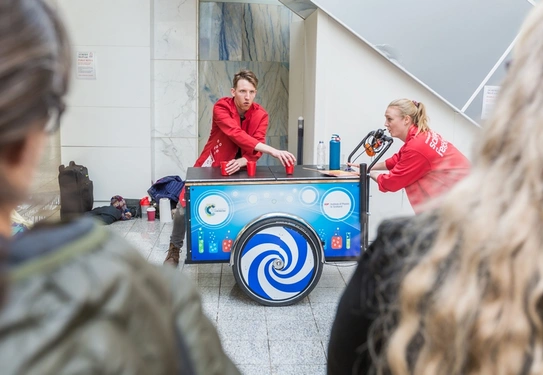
[285,163,294,175]
[147,207,156,221]
[220,161,229,176]
[247,161,256,177]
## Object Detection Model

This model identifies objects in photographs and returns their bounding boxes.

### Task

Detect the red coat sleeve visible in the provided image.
[385,153,400,170]
[213,101,261,152]
[377,148,431,192]
[241,112,268,161]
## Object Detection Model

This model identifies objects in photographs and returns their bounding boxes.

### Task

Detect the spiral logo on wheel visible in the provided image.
[239,226,315,301]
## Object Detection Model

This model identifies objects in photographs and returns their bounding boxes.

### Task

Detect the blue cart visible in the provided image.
[184,130,393,306]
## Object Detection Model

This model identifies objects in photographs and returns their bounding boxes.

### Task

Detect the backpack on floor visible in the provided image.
[147,175,184,204]
[58,161,94,220]
[124,198,142,218]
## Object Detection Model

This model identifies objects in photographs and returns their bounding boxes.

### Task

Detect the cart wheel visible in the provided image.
[231,214,324,306]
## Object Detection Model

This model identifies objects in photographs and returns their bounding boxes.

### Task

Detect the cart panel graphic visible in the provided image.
[187,182,361,263]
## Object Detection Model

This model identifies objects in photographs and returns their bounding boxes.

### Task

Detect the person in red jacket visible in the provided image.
[369,98,470,213]
[164,70,296,266]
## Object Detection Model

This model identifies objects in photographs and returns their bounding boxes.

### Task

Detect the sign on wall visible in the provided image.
[76,51,97,80]
[481,85,500,120]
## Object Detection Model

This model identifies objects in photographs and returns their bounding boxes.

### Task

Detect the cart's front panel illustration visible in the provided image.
[187,182,361,263]
[183,163,372,305]
[186,179,361,305]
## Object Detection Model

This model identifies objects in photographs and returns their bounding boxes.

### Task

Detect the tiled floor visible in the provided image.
[110,218,357,375]
[24,132,358,375]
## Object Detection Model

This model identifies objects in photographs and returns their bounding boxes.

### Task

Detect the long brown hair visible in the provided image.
[385,3,543,374]
[0,0,71,202]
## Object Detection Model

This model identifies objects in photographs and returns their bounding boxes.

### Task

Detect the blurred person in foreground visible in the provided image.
[0,1,239,374]
[328,4,543,375]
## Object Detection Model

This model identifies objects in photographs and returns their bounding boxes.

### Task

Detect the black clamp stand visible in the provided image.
[350,129,394,251]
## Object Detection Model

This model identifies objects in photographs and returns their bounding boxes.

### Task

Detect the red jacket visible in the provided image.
[377,126,469,213]
[179,97,269,205]
[194,97,268,167]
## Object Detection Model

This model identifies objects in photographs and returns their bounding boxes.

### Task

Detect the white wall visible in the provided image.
[55,0,199,202]
[300,11,319,165]
[299,10,480,240]
[57,0,152,201]
[287,13,306,158]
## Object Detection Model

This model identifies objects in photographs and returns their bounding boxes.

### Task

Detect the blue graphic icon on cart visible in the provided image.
[208,232,217,253]
[223,230,233,252]
[209,241,218,253]
[300,186,318,205]
[322,189,354,221]
[318,229,327,250]
[346,232,351,249]
[205,204,216,216]
[331,228,342,250]
[197,193,231,227]
[198,229,204,253]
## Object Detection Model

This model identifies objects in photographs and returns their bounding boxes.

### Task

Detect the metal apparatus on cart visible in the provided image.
[346,128,394,249]
[184,129,393,306]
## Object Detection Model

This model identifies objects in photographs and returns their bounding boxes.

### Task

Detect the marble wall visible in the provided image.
[199,2,291,166]
[152,0,198,181]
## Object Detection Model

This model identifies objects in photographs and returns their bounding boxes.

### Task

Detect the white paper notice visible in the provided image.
[481,85,500,119]
[76,52,97,80]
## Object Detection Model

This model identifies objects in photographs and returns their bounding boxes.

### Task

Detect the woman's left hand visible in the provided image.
[274,150,296,167]
[347,162,360,169]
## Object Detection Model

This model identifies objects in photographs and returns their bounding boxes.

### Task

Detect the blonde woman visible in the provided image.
[366,99,469,213]
[329,3,543,375]
[0,1,239,374]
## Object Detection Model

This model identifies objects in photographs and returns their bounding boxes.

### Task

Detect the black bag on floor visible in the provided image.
[124,198,142,218]
[58,161,94,220]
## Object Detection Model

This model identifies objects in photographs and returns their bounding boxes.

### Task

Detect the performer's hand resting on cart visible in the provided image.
[164,69,296,266]
[351,98,470,213]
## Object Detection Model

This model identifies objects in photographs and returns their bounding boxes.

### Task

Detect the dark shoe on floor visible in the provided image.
[164,242,180,267]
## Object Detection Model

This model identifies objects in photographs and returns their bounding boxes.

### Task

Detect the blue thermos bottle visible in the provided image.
[329,134,341,170]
